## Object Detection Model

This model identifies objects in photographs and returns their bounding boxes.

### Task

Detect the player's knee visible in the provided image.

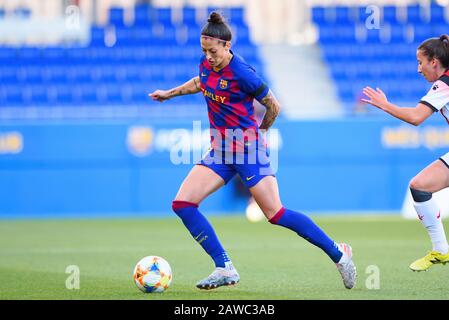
[255,204,279,220]
[409,181,432,202]
[171,200,198,216]
[409,176,425,191]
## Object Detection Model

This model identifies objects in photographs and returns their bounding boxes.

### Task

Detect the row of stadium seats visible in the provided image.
[0,83,204,106]
[110,5,247,28]
[312,4,448,25]
[321,43,418,60]
[313,5,441,112]
[0,5,266,108]
[0,45,260,64]
[328,61,420,79]
[0,8,30,19]
[318,23,448,44]
[0,55,263,85]
[0,5,245,27]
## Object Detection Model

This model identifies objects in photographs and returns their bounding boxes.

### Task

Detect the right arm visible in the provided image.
[362,86,434,126]
[149,76,201,102]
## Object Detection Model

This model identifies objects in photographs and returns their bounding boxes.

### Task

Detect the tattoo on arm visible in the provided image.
[259,91,281,130]
[168,89,179,98]
[193,77,200,91]
[169,76,200,98]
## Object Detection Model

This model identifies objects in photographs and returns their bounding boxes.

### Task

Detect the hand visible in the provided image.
[361,87,388,110]
[149,90,172,102]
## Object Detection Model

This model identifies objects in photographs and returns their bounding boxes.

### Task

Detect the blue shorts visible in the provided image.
[198,148,275,188]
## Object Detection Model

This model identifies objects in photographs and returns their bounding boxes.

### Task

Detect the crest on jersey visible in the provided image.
[433,84,439,91]
[219,79,228,89]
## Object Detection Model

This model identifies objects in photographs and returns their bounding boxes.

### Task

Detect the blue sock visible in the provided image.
[172,201,230,268]
[269,207,342,263]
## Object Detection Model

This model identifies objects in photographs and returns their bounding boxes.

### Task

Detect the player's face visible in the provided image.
[200,37,231,68]
[417,49,439,82]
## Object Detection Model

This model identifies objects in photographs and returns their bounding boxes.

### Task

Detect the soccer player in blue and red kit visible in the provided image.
[150,12,356,290]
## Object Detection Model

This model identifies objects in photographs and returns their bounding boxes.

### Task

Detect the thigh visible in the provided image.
[233,149,274,189]
[174,165,227,204]
[410,158,449,193]
[248,176,283,219]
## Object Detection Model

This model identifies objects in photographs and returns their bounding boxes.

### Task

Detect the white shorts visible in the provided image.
[440,152,449,169]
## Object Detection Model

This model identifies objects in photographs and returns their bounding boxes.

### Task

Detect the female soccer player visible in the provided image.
[362,35,449,272]
[150,12,356,289]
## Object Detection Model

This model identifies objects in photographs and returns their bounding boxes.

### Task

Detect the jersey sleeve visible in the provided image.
[237,65,269,102]
[420,79,449,112]
[199,55,206,74]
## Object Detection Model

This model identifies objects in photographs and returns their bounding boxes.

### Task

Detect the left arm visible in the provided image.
[259,90,281,130]
[362,86,434,126]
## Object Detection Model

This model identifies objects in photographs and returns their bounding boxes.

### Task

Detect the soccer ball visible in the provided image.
[133,256,173,293]
[245,199,265,222]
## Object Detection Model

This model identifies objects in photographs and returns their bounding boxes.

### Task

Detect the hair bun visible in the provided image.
[208,12,225,24]
[440,34,449,44]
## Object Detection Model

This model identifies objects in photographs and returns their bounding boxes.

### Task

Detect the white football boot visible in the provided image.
[335,243,357,289]
[196,263,240,290]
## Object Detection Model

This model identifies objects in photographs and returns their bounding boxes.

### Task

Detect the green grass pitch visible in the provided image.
[1,214,448,300]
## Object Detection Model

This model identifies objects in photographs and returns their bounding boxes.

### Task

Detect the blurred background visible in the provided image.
[1,0,449,218]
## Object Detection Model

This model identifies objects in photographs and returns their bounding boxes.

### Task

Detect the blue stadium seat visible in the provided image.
[312,6,326,25]
[134,3,152,26]
[13,7,31,18]
[356,6,372,24]
[90,27,105,47]
[17,48,42,65]
[231,24,251,45]
[183,6,198,26]
[41,47,67,66]
[54,85,73,106]
[3,85,23,106]
[109,7,125,26]
[115,27,135,46]
[407,4,423,23]
[382,6,397,24]
[388,24,406,43]
[431,4,447,23]
[0,48,17,64]
[431,23,449,38]
[414,25,432,43]
[156,8,172,26]
[132,27,153,43]
[29,85,49,105]
[0,67,18,83]
[335,6,350,23]
[80,85,99,105]
[229,7,246,26]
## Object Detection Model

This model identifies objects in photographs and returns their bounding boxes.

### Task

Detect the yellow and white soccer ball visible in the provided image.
[133,256,172,293]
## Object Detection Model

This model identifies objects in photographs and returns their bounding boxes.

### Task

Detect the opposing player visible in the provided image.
[150,12,356,289]
[362,35,449,272]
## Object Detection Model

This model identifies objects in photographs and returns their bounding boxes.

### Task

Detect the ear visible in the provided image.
[431,58,439,68]
[225,41,231,50]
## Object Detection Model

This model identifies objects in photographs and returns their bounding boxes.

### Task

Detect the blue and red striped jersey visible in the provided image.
[199,50,269,152]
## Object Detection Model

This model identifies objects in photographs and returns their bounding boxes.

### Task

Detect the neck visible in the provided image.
[214,52,233,71]
[436,66,448,78]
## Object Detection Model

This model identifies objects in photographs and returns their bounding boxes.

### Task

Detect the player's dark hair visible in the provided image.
[418,34,449,69]
[201,11,232,45]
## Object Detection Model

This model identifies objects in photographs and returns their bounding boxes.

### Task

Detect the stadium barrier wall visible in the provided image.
[0,117,448,218]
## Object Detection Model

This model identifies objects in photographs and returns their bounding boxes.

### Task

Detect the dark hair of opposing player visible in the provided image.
[418,34,449,69]
[201,11,232,45]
